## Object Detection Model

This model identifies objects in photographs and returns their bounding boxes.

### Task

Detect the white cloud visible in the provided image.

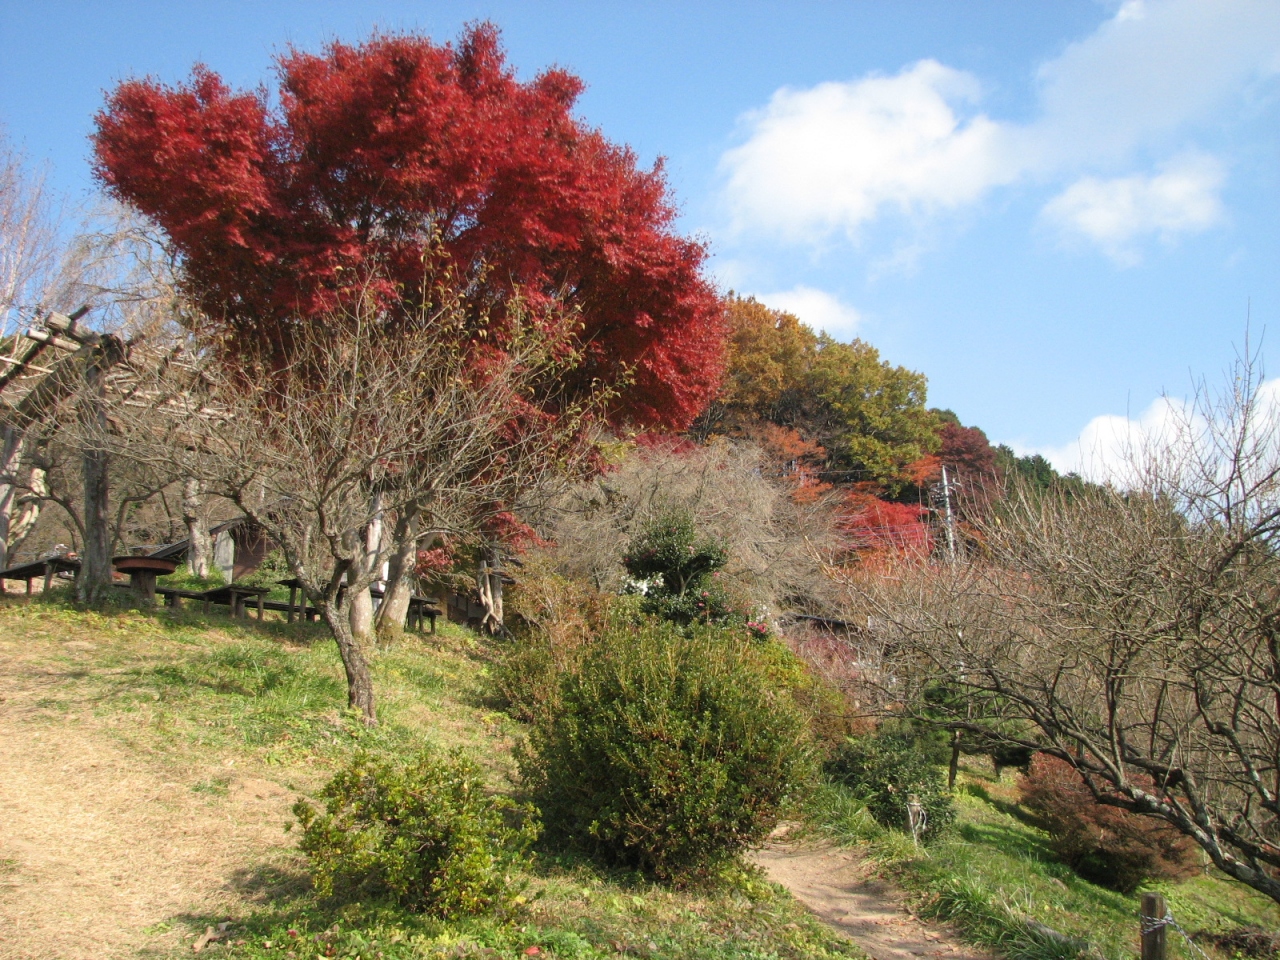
[720,61,1014,240]
[1037,395,1193,480]
[1041,154,1225,264]
[754,286,862,339]
[1034,377,1280,483]
[719,0,1279,255]
[1029,0,1280,165]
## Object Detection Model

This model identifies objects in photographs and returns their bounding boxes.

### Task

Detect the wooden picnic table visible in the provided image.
[201,584,270,620]
[112,555,179,603]
[0,556,81,600]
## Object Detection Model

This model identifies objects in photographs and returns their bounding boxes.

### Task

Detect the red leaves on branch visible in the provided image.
[92,24,724,430]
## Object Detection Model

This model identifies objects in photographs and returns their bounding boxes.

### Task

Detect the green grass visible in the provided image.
[0,596,862,960]
[156,562,227,591]
[810,772,1280,960]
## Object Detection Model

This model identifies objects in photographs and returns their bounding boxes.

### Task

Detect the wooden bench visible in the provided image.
[255,596,440,633]
[156,580,440,634]
[156,584,271,619]
[275,578,440,633]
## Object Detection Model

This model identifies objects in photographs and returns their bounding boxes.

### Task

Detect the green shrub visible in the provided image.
[1018,754,1198,893]
[826,733,955,841]
[622,511,751,628]
[519,616,814,885]
[293,749,539,917]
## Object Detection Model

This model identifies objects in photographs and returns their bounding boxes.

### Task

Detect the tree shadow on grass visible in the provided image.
[961,781,1043,830]
[956,819,1058,866]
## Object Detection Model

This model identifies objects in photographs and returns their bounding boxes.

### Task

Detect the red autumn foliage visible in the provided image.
[753,424,832,503]
[839,492,932,558]
[1019,754,1200,893]
[92,25,725,430]
[938,423,999,486]
[415,545,455,579]
[904,425,997,492]
[484,510,551,553]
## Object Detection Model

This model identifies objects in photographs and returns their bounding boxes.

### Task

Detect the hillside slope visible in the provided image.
[0,597,857,960]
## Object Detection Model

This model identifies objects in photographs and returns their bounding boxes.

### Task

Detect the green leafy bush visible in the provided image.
[293,749,539,916]
[1018,754,1198,893]
[622,511,750,628]
[519,616,814,885]
[826,733,955,841]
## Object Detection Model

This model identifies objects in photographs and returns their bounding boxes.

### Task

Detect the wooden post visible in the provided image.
[1141,892,1167,960]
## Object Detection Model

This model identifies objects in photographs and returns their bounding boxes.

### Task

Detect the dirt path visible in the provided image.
[749,842,995,960]
[0,640,299,960]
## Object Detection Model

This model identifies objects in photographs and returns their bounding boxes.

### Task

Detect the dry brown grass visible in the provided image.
[0,603,303,958]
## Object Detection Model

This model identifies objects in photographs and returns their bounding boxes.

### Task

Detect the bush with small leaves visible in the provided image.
[622,511,748,627]
[519,616,814,885]
[826,733,955,841]
[293,749,539,916]
[1018,754,1198,893]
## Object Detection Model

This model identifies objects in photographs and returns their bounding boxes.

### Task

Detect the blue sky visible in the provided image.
[2,1,1277,472]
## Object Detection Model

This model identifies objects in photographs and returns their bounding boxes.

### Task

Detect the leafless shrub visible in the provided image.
[107,280,605,723]
[545,440,839,619]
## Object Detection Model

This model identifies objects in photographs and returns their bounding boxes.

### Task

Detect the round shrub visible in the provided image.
[293,749,538,916]
[622,511,749,627]
[519,617,814,885]
[1018,754,1198,893]
[826,733,955,841]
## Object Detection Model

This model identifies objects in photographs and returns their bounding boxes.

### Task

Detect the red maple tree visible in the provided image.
[839,491,933,558]
[92,24,724,430]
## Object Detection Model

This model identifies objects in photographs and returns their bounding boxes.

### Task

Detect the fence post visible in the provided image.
[1140,892,1167,960]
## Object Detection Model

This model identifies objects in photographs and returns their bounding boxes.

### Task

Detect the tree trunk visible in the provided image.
[7,465,47,556]
[0,426,18,576]
[322,599,377,725]
[349,490,383,642]
[948,729,962,790]
[477,542,504,634]
[489,542,504,631]
[182,476,212,577]
[78,359,112,604]
[375,508,419,636]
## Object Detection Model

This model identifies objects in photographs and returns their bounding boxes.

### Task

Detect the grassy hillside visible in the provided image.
[0,594,858,960]
[814,773,1280,960]
[5,591,1278,960]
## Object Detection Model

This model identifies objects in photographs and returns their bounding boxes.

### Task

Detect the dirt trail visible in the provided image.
[0,641,298,960]
[750,842,995,960]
